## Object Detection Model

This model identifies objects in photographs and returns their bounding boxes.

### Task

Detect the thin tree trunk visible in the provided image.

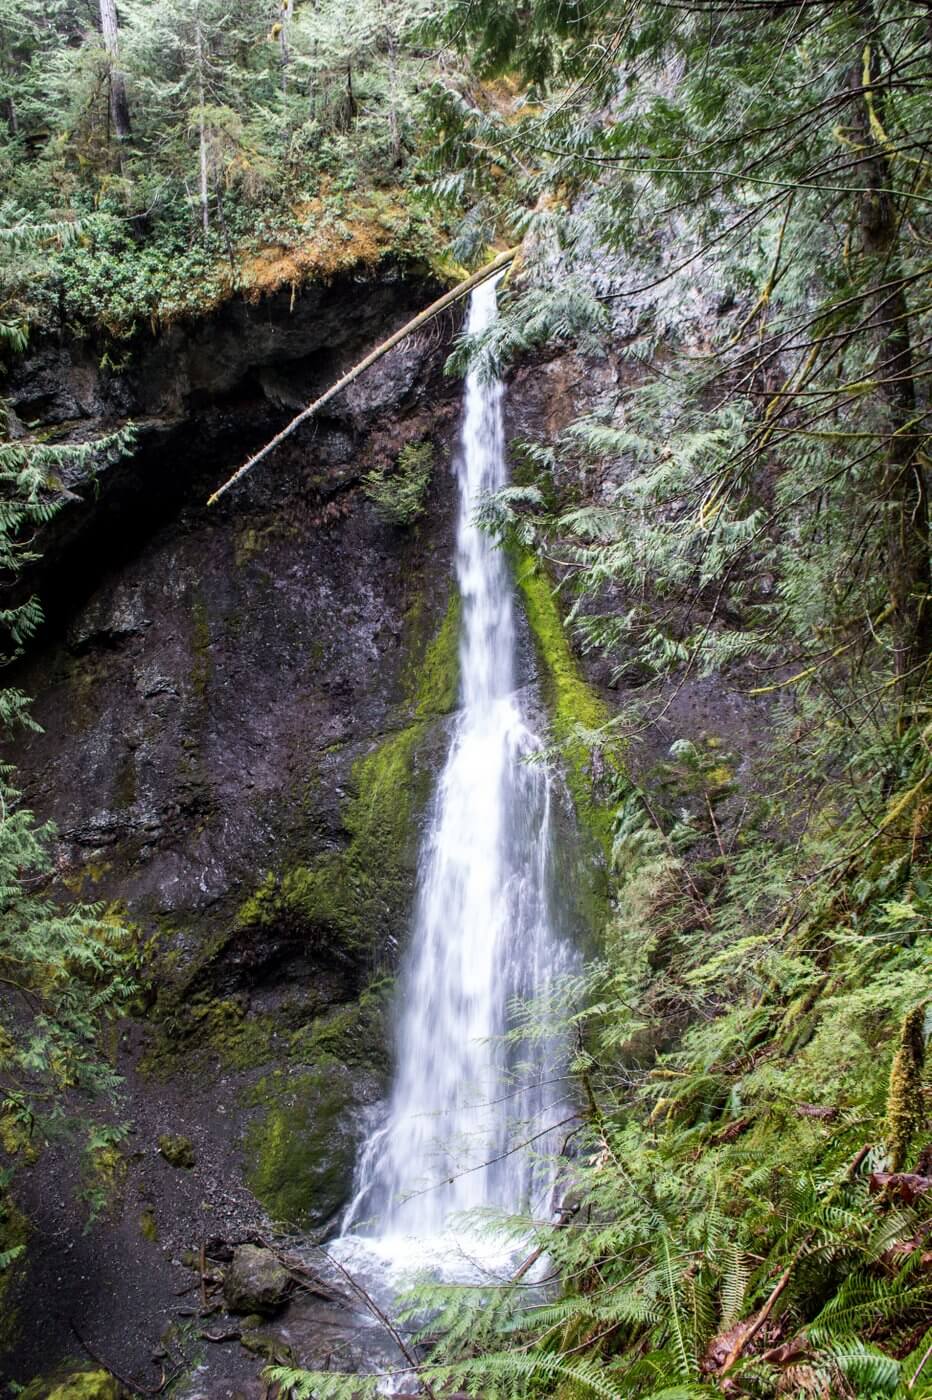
[386,32,401,166]
[195,10,209,235]
[346,62,356,123]
[279,0,294,94]
[99,0,131,140]
[850,6,931,696]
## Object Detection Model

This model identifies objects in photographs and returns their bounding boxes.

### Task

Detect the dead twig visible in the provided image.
[316,1244,440,1400]
[200,1327,242,1343]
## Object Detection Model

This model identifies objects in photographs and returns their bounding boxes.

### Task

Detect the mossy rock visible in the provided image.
[511,543,626,940]
[158,1133,195,1169]
[243,1062,373,1229]
[234,724,437,967]
[512,544,625,850]
[139,1205,158,1242]
[143,578,460,1081]
[237,855,366,953]
[20,1371,121,1400]
[288,989,390,1071]
[224,1244,291,1316]
[239,1326,295,1363]
[236,580,460,963]
[410,589,461,717]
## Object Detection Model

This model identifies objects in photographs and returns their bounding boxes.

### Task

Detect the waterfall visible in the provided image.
[342,277,568,1254]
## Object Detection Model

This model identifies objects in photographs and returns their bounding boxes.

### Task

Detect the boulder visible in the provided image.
[45,1372,121,1400]
[157,1133,195,1169]
[223,1244,291,1317]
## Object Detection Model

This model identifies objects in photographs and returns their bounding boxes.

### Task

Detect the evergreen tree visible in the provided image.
[428,0,932,709]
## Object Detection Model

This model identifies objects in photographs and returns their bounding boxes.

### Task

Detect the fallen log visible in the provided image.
[206,245,519,507]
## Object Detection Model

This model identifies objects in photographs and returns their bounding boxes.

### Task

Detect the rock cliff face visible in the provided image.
[1,266,469,1391]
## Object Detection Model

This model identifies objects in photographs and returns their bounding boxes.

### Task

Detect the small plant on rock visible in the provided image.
[364,440,434,526]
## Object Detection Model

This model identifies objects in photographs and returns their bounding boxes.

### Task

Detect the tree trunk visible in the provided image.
[346,62,356,123]
[386,33,401,166]
[850,9,932,697]
[195,10,209,235]
[208,245,520,505]
[99,0,131,140]
[279,0,294,94]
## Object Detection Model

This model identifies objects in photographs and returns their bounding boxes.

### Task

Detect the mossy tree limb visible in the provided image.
[885,1001,928,1171]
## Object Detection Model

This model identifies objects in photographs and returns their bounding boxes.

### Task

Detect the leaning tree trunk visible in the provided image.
[99,0,131,141]
[207,245,520,504]
[851,4,932,698]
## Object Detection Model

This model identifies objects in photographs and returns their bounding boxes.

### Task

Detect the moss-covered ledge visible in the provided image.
[512,543,627,864]
[235,586,461,967]
[140,580,460,1082]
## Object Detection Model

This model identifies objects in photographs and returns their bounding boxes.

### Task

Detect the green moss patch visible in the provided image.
[243,1062,366,1229]
[235,722,426,965]
[513,544,625,859]
[415,591,461,717]
[20,1370,120,1400]
[158,1133,195,1169]
[139,1205,159,1243]
[236,581,460,965]
[141,993,277,1076]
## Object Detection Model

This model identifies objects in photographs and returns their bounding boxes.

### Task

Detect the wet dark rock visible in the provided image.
[224,1245,292,1316]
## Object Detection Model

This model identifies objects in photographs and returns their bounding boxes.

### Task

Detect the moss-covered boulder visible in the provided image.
[239,1326,295,1364]
[223,1244,291,1317]
[243,1061,372,1229]
[20,1370,121,1400]
[157,1133,195,1168]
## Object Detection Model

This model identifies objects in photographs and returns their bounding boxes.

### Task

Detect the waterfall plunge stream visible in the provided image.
[336,278,569,1280]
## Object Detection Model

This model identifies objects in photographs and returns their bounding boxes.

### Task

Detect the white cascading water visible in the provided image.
[340,277,567,1263]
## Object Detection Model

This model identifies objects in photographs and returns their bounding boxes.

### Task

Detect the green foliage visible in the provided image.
[364,440,435,526]
[0,777,136,1145]
[426,0,932,727]
[0,380,136,1302]
[0,0,453,335]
